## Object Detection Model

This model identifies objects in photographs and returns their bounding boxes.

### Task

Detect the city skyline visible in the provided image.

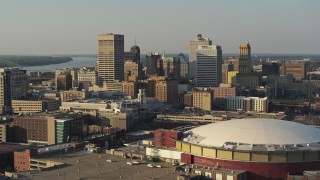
[0,0,319,55]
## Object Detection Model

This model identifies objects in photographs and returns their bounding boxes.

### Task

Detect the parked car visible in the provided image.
[156,165,162,168]
[127,162,133,165]
[106,159,112,163]
[132,161,140,165]
[147,164,154,168]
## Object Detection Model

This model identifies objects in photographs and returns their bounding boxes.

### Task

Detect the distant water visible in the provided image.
[23,56,97,73]
[22,54,320,74]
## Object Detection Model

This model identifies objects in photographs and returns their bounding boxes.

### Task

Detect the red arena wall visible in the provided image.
[154,130,183,147]
[181,153,320,180]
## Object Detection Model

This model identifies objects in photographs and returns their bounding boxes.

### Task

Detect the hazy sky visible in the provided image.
[0,0,319,55]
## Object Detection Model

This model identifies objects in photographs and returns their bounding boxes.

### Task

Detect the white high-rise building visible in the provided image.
[189,34,212,79]
[195,45,222,87]
[97,33,124,86]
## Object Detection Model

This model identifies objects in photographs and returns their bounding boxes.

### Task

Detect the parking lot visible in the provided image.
[25,151,182,180]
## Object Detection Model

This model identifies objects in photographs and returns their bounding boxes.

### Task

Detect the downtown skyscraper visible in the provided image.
[0,68,27,114]
[238,43,252,74]
[189,34,212,79]
[195,45,222,87]
[97,33,124,86]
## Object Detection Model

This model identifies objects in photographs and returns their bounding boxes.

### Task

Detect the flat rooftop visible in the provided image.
[0,143,28,154]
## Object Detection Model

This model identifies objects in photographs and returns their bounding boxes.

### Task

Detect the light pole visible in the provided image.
[172,164,175,180]
[58,165,61,176]
[97,162,100,174]
[151,166,154,179]
[167,160,170,175]
[77,167,81,180]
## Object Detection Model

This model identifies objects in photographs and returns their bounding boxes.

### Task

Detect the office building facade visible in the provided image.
[56,73,72,91]
[78,68,98,86]
[124,45,140,63]
[146,52,161,76]
[238,43,251,74]
[124,60,142,81]
[226,96,268,112]
[161,55,181,81]
[0,68,27,114]
[195,45,222,87]
[281,60,308,81]
[97,33,124,85]
[192,89,212,111]
[155,78,178,104]
[189,34,212,79]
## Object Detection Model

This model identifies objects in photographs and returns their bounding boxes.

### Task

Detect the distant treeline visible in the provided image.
[0,56,72,67]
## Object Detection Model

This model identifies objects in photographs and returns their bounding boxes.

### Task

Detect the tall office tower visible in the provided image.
[155,78,178,104]
[224,59,239,71]
[161,54,181,81]
[124,60,142,81]
[189,34,212,79]
[238,43,251,74]
[124,45,143,80]
[124,45,140,63]
[195,45,222,87]
[146,52,161,76]
[236,43,261,88]
[56,73,72,91]
[97,33,124,86]
[137,89,146,104]
[55,68,78,88]
[0,68,27,114]
[178,53,189,80]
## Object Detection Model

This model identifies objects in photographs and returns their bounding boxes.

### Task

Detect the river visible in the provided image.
[22,56,97,73]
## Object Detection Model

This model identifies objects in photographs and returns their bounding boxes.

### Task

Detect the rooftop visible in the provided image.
[0,143,28,154]
[183,118,320,151]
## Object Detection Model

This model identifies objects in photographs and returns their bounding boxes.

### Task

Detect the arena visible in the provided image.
[155,118,320,179]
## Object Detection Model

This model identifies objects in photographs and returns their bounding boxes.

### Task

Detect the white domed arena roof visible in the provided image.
[183,118,320,148]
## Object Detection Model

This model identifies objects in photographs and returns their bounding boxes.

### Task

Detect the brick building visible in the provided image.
[14,148,37,172]
[0,144,27,172]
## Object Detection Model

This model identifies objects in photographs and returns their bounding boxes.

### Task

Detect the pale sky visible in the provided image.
[0,0,319,55]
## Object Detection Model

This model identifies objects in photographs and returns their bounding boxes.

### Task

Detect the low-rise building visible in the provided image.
[226,96,268,112]
[183,93,193,107]
[77,67,98,86]
[60,89,92,102]
[12,112,86,145]
[14,148,37,172]
[60,99,141,131]
[212,84,236,109]
[0,144,28,172]
[192,89,212,111]
[156,114,223,123]
[236,73,262,89]
[12,99,60,114]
